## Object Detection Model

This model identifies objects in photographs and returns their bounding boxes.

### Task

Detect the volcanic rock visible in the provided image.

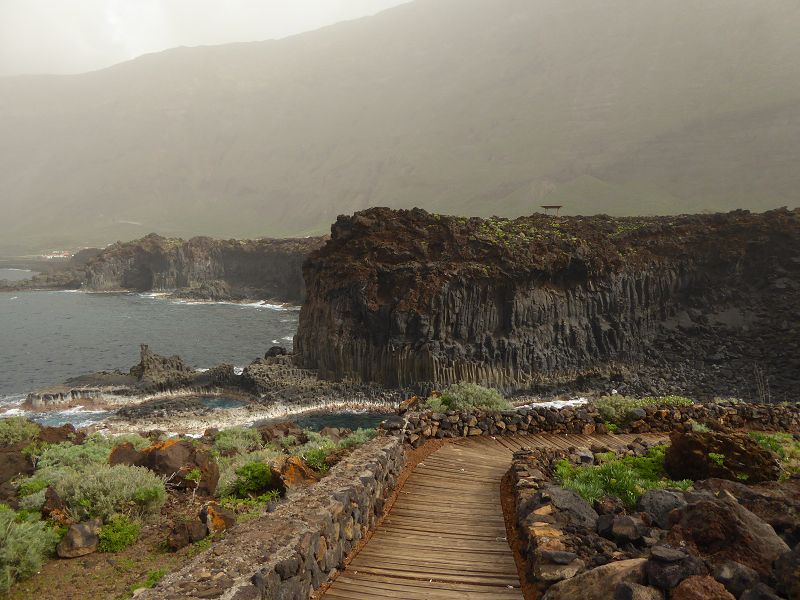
[672,576,736,600]
[57,519,102,558]
[637,489,687,529]
[667,497,789,577]
[711,560,760,599]
[110,439,219,496]
[694,478,800,546]
[665,431,781,483]
[773,545,800,600]
[646,546,707,590]
[167,520,209,551]
[542,558,647,600]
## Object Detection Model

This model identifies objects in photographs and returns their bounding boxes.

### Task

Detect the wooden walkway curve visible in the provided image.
[322,433,664,600]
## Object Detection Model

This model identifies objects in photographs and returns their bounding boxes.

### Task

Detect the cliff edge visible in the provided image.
[295,207,800,399]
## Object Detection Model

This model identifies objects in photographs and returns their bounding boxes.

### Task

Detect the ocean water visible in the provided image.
[0,290,298,399]
[0,268,37,282]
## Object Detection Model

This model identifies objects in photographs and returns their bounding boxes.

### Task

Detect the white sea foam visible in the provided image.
[520,397,589,410]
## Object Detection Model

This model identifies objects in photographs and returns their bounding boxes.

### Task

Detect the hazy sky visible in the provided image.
[0,0,411,77]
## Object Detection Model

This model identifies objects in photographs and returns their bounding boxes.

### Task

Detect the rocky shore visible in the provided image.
[296,207,800,401]
[20,345,401,434]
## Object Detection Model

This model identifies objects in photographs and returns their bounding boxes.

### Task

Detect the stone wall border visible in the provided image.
[141,435,405,600]
[382,402,800,446]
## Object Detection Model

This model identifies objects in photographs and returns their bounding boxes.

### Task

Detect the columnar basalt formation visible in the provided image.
[295,207,800,398]
[84,233,327,302]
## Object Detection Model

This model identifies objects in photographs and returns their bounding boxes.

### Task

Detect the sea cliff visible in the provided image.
[83,234,326,302]
[295,207,800,399]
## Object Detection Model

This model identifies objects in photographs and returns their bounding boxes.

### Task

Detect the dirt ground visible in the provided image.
[6,493,209,600]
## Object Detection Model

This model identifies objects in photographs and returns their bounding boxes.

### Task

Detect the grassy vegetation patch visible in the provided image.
[213,427,263,455]
[555,446,692,508]
[594,395,693,425]
[55,464,166,522]
[0,418,40,447]
[98,515,141,553]
[423,383,512,412]
[749,431,800,479]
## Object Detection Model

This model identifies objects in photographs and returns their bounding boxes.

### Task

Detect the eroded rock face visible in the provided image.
[295,207,800,398]
[664,431,781,483]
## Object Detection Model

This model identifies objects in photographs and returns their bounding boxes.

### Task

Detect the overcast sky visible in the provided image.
[0,0,411,77]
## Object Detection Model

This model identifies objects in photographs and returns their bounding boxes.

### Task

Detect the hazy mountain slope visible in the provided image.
[1,0,799,252]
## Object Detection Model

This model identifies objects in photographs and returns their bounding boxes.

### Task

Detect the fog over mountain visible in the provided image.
[1,0,799,253]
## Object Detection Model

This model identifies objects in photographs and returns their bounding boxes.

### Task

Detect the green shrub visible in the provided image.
[302,447,330,473]
[708,452,725,467]
[555,446,692,508]
[691,422,710,433]
[55,464,166,522]
[423,383,512,412]
[0,505,59,592]
[216,448,282,498]
[17,489,47,512]
[594,395,693,425]
[229,463,275,498]
[36,439,111,471]
[15,476,48,498]
[107,433,151,451]
[213,427,262,455]
[0,418,40,447]
[98,515,140,552]
[338,428,377,449]
[279,435,298,449]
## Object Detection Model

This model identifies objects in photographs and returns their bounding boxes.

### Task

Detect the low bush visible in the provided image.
[0,505,59,592]
[594,395,693,425]
[0,417,40,447]
[555,446,692,508]
[98,515,141,552]
[229,463,277,498]
[423,383,512,412]
[279,434,297,449]
[17,489,47,512]
[338,428,377,449]
[55,464,166,522]
[213,427,262,455]
[216,448,282,498]
[302,447,330,473]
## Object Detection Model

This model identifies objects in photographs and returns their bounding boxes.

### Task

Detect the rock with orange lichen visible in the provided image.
[279,456,319,490]
[109,438,219,495]
[200,502,236,535]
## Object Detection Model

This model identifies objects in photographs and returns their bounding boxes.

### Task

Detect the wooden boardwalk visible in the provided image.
[322,433,663,600]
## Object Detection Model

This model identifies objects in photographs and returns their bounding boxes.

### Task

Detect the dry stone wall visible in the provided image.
[382,402,800,446]
[141,435,404,600]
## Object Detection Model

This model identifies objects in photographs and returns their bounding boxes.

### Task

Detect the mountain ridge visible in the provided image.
[1,0,799,253]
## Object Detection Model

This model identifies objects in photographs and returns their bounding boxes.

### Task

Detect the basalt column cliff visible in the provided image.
[295,207,800,399]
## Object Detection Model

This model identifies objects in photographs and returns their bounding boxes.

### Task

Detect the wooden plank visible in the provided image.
[322,433,666,599]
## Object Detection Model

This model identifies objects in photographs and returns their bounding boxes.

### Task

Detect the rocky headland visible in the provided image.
[1,233,327,303]
[295,207,800,400]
